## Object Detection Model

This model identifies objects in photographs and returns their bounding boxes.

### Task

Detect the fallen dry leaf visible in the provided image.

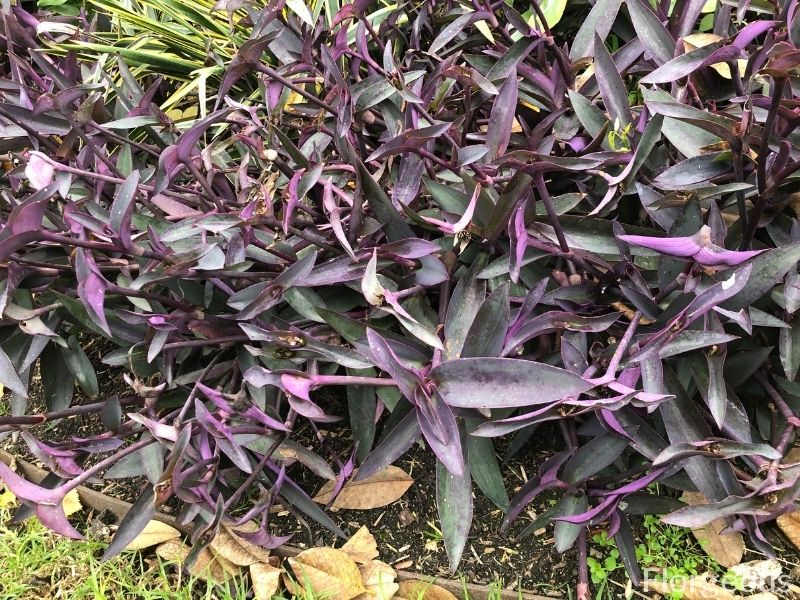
[210,525,270,566]
[744,593,779,600]
[394,580,459,600]
[286,547,366,600]
[63,489,82,517]
[314,466,413,510]
[777,511,800,551]
[728,560,782,591]
[681,492,744,567]
[155,539,232,582]
[355,560,398,600]
[213,551,241,577]
[124,520,181,550]
[250,563,283,600]
[644,575,736,600]
[682,33,747,79]
[340,525,379,564]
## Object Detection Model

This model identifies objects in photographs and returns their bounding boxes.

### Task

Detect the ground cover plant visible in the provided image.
[1,0,800,598]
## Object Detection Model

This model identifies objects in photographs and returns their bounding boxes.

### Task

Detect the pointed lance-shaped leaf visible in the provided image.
[430,358,594,409]
[75,248,111,336]
[109,170,140,250]
[618,226,765,266]
[594,33,633,129]
[485,70,518,161]
[626,0,675,65]
[436,452,472,573]
[570,0,622,60]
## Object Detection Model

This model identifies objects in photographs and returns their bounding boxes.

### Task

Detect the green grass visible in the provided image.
[0,502,251,600]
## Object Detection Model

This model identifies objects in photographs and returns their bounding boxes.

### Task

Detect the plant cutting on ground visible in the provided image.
[1,0,800,598]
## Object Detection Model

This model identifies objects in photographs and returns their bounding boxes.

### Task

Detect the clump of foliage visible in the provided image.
[1,1,800,599]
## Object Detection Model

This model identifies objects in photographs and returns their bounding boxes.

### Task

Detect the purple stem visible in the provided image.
[62,436,157,493]
[0,396,145,432]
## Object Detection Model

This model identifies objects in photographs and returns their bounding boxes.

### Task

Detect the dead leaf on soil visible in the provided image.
[285,547,366,600]
[314,466,413,510]
[355,560,398,600]
[63,489,82,517]
[210,524,271,566]
[155,539,232,582]
[728,560,782,591]
[123,519,181,550]
[681,492,744,567]
[745,593,780,600]
[340,525,379,564]
[777,511,800,551]
[250,562,283,600]
[644,575,736,600]
[394,580,459,600]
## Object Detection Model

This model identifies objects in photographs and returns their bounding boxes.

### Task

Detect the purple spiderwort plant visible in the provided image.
[0,4,799,599]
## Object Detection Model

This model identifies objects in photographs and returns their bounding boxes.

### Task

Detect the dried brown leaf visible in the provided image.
[63,490,82,517]
[124,520,181,550]
[778,511,800,551]
[286,547,366,600]
[394,580,459,600]
[681,492,744,567]
[210,525,270,566]
[154,538,190,562]
[728,560,782,591]
[250,563,283,600]
[155,539,232,583]
[341,525,379,564]
[355,560,398,600]
[314,466,413,510]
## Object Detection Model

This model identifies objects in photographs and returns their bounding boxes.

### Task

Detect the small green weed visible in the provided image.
[587,531,621,599]
[586,514,736,600]
[423,520,444,543]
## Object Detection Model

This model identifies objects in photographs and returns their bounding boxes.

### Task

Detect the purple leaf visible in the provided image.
[625,0,674,65]
[75,248,111,336]
[103,485,155,559]
[431,358,594,409]
[417,390,464,475]
[436,451,472,573]
[640,41,724,84]
[662,496,767,528]
[109,170,140,251]
[25,151,56,189]
[485,70,519,160]
[366,329,424,401]
[0,183,57,259]
[0,462,80,539]
[509,200,528,284]
[594,33,633,128]
[619,226,765,266]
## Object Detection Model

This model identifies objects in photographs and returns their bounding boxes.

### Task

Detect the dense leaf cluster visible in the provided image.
[1,1,799,596]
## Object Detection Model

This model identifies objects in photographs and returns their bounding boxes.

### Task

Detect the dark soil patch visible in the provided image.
[271,435,576,597]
